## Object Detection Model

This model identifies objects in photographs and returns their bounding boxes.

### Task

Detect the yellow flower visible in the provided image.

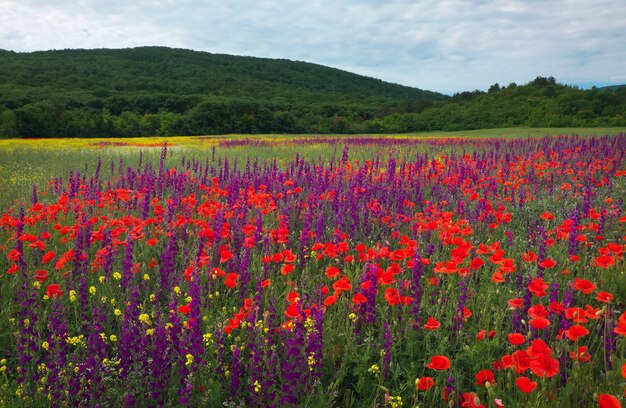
[114,309,122,316]
[185,354,194,366]
[69,290,77,302]
[143,274,150,281]
[99,276,105,284]
[174,286,181,295]
[109,335,117,342]
[89,286,96,295]
[138,313,150,325]
[113,272,121,280]
[149,294,155,302]
[253,380,261,392]
[41,342,49,351]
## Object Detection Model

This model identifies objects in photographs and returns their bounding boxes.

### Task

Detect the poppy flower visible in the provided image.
[323,295,337,307]
[178,304,191,314]
[325,266,341,279]
[515,376,537,393]
[426,355,450,370]
[461,392,484,408]
[469,257,485,270]
[596,291,613,303]
[475,369,495,386]
[46,283,63,299]
[598,394,621,408]
[621,362,626,378]
[219,249,234,263]
[284,303,300,319]
[224,273,238,288]
[8,249,21,261]
[529,317,550,330]
[527,339,552,359]
[511,350,531,373]
[521,252,537,263]
[352,293,367,305]
[565,307,588,323]
[508,333,525,345]
[424,317,441,330]
[565,324,590,341]
[34,269,48,283]
[384,287,400,305]
[260,279,271,288]
[41,250,56,264]
[332,276,351,293]
[538,258,556,269]
[573,278,596,294]
[594,255,615,268]
[281,264,295,275]
[416,377,434,391]
[529,355,559,378]
[528,277,549,297]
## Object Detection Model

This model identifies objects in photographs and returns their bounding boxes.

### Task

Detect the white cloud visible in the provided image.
[1,0,625,93]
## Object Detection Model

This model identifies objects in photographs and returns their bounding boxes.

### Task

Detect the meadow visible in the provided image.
[1,129,625,407]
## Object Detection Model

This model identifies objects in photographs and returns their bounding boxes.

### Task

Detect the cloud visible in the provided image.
[1,0,625,93]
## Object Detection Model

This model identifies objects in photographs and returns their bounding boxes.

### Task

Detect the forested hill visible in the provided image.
[0,47,444,137]
[0,48,625,137]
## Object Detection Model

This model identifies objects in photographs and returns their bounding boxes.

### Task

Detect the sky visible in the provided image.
[1,0,625,95]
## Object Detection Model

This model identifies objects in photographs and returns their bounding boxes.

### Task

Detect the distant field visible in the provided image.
[0,128,624,209]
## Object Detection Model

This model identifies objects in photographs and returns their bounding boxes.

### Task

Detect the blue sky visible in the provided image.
[1,0,625,94]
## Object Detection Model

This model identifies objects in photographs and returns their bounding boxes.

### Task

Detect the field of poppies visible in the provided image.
[1,133,625,407]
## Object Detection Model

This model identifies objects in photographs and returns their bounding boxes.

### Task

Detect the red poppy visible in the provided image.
[529,317,550,330]
[521,252,537,263]
[565,324,590,341]
[538,257,557,269]
[461,392,484,408]
[573,278,596,294]
[474,369,495,386]
[34,269,48,283]
[352,293,367,305]
[46,283,63,298]
[529,355,559,378]
[325,266,341,279]
[384,287,400,305]
[219,248,234,263]
[596,291,614,303]
[594,255,615,268]
[527,339,552,359]
[527,304,549,319]
[540,212,555,220]
[565,307,588,323]
[416,376,434,391]
[515,376,537,393]
[260,279,271,288]
[511,350,531,373]
[41,250,56,264]
[424,317,441,330]
[8,249,21,261]
[323,295,337,307]
[224,273,238,288]
[621,362,626,378]
[507,333,525,345]
[469,257,485,270]
[598,394,621,408]
[332,276,351,293]
[284,303,300,319]
[426,355,450,370]
[528,277,549,297]
[178,304,191,314]
[281,264,295,275]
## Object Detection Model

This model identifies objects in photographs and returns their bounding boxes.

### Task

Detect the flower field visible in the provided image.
[1,133,626,407]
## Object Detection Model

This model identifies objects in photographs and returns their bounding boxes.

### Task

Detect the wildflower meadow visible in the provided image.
[1,133,625,407]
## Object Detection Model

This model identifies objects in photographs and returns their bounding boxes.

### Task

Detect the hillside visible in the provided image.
[0,47,445,137]
[0,48,625,137]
